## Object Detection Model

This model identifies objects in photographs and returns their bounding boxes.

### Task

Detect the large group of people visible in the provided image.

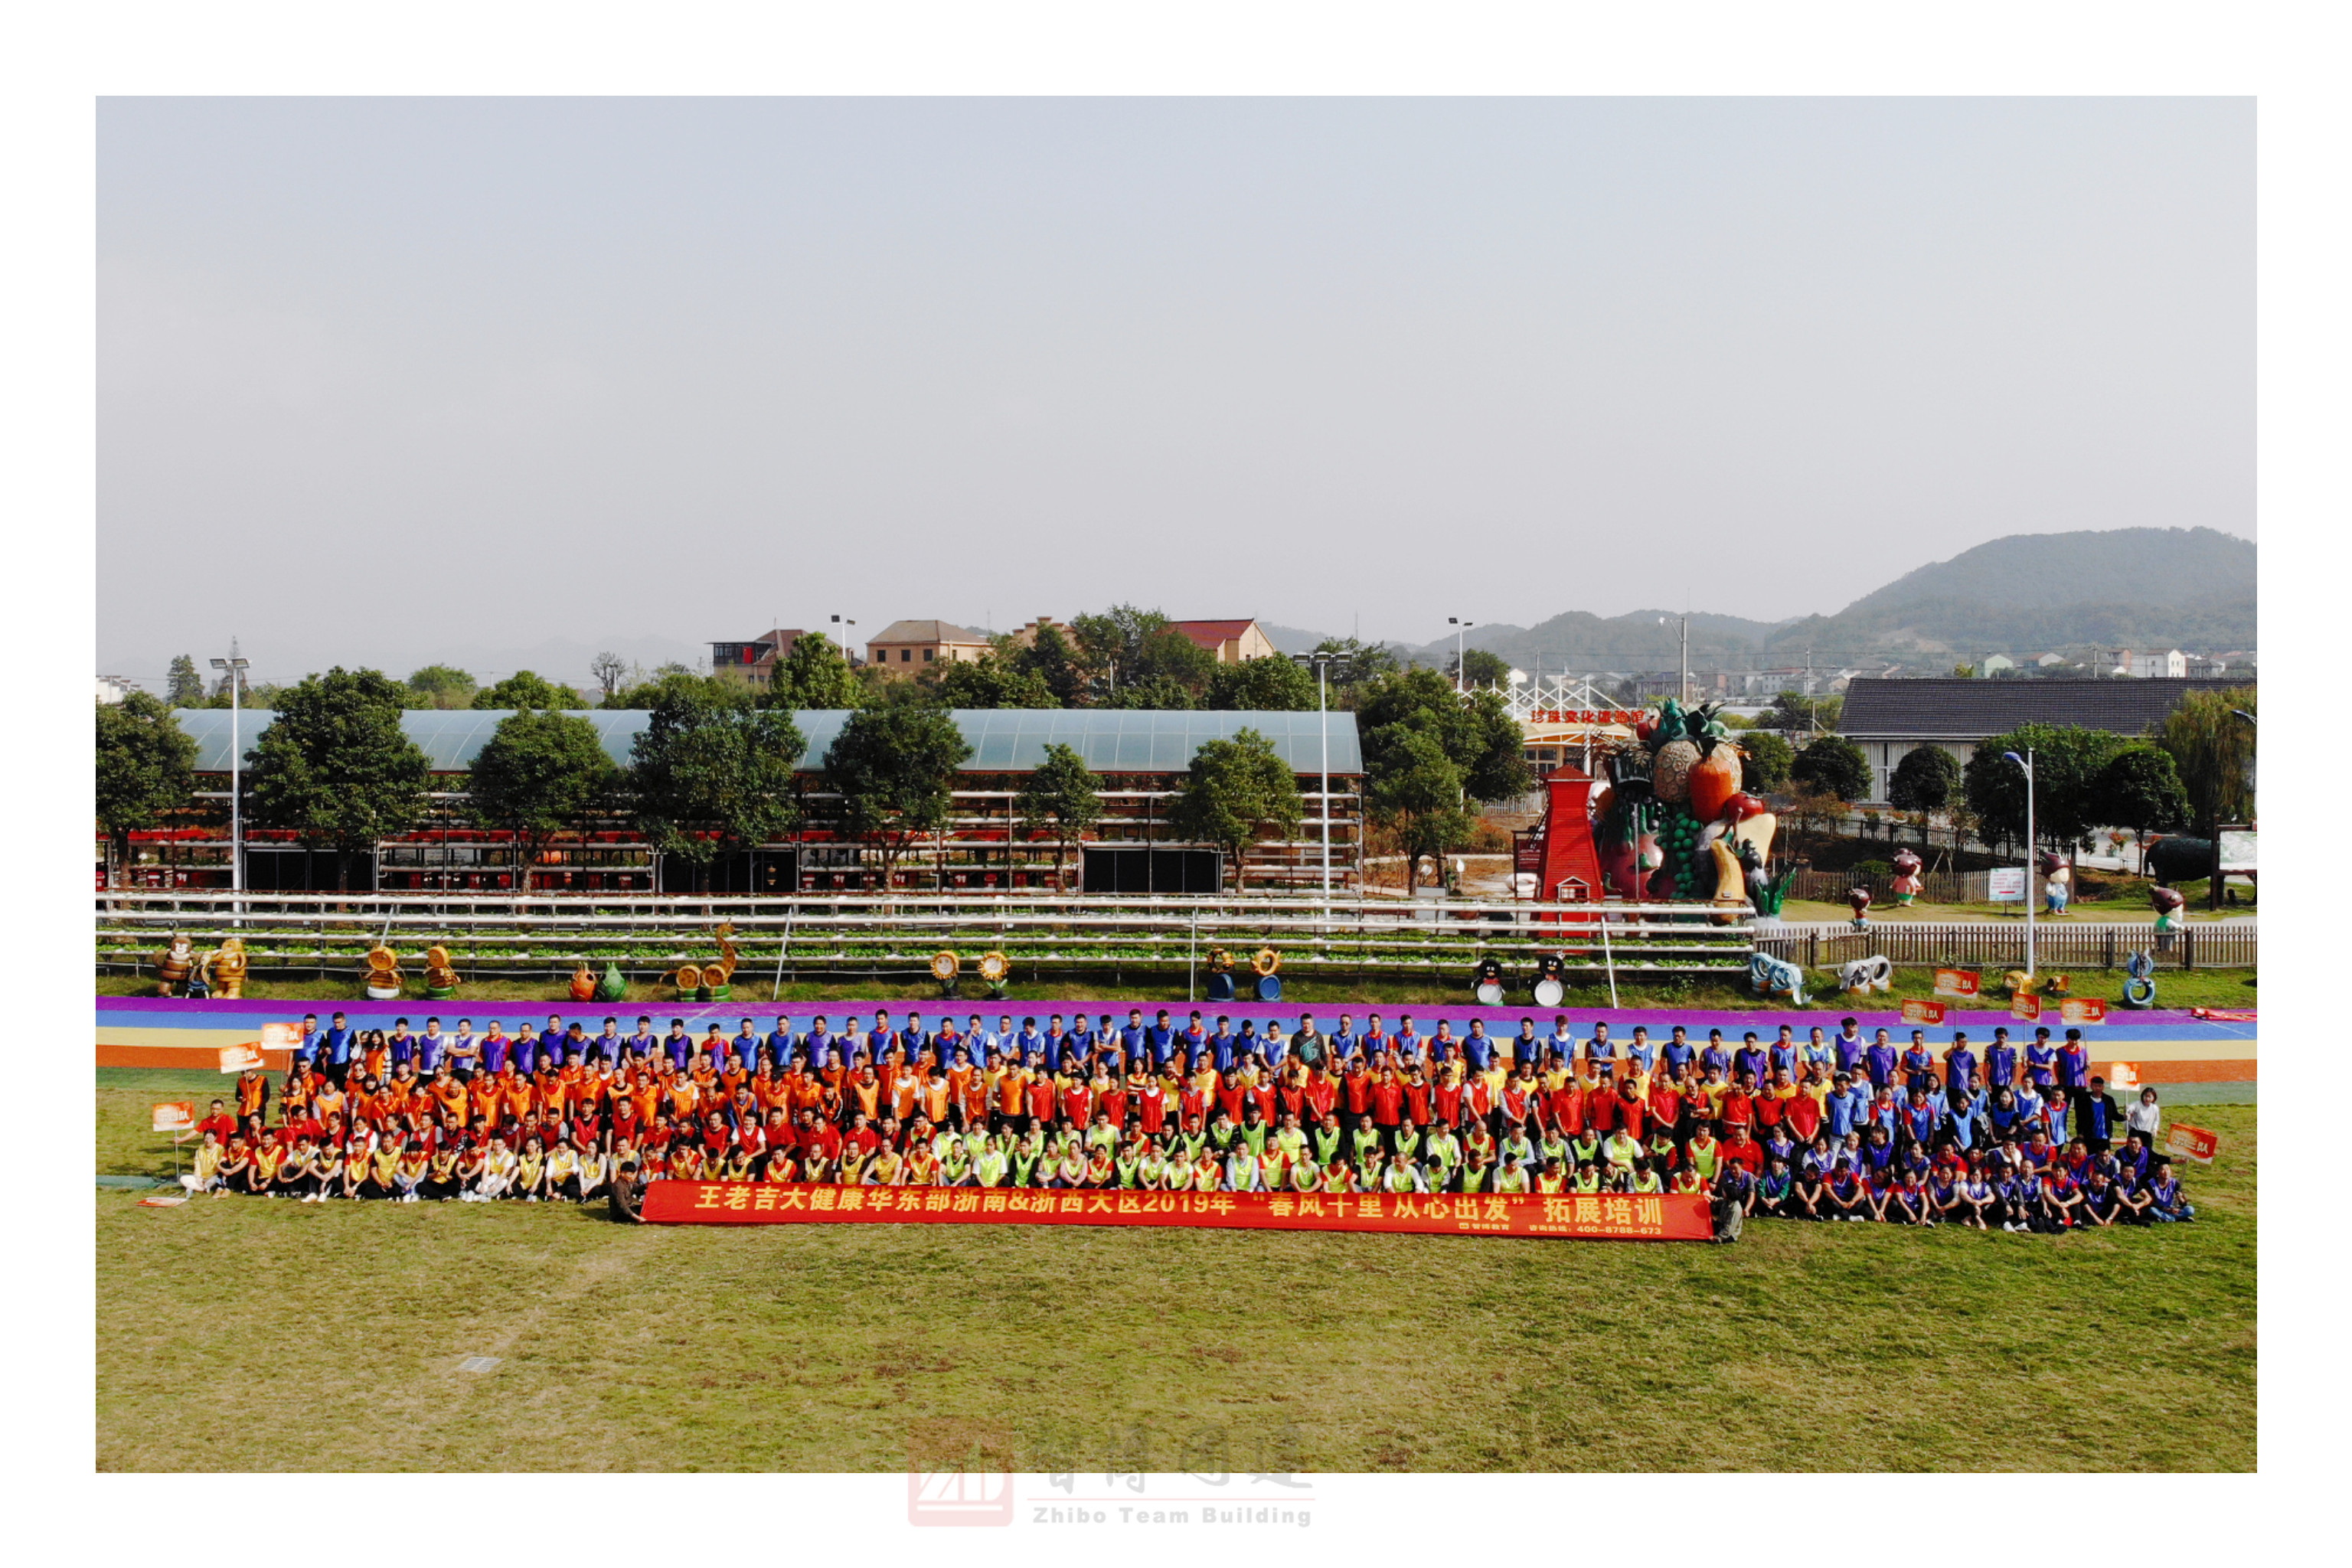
[178,1004,2195,1233]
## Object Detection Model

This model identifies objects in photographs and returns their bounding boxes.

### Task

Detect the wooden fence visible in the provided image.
[1789,867,1992,906]
[1755,920,2255,972]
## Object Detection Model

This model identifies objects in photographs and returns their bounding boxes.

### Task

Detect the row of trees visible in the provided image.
[98,668,1341,893]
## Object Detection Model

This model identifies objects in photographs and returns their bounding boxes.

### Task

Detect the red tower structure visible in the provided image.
[1513,768,1606,941]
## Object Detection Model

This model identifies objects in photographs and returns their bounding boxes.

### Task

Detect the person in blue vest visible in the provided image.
[1208,1016,1237,1074]
[1180,1011,1207,1067]
[1144,1010,1175,1070]
[1767,1025,1798,1082]
[763,1016,795,1070]
[1233,1018,1260,1067]
[1899,1031,1939,1096]
[385,1018,418,1070]
[1360,1014,1388,1058]
[1700,1028,1732,1082]
[662,1018,692,1073]
[1984,1027,2018,1095]
[1863,1028,1898,1093]
[1801,1026,1833,1082]
[1391,1014,1420,1060]
[1627,1025,1657,1077]
[1730,1031,1766,1089]
[2057,1030,2095,1120]
[2024,1026,2058,1091]
[319,1011,355,1080]
[1834,1016,1867,1076]
[2144,1158,2195,1222]
[1942,1031,1978,1098]
[536,1014,567,1067]
[509,1022,541,1076]
[297,1012,325,1060]
[1661,1024,1694,1079]
[1117,1009,1147,1072]
[1012,1016,1042,1061]
[1826,1072,1870,1142]
[622,1015,658,1064]
[1511,1018,1543,1070]
[1327,1014,1356,1063]
[1459,1021,1491,1074]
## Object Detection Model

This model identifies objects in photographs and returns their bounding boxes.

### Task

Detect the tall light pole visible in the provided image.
[828,613,857,666]
[2004,749,2035,979]
[1659,614,1688,704]
[1448,617,1474,692]
[210,646,250,903]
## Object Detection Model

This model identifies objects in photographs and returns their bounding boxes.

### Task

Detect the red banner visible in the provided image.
[2011,992,2042,1023]
[1932,967,1981,999]
[2060,998,2108,1026]
[1902,998,1947,1025]
[641,1181,1715,1242]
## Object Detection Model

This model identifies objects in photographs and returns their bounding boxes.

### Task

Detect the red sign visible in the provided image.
[1901,999,1947,1025]
[1932,968,1981,999]
[2060,998,2108,1026]
[641,1181,1715,1243]
[152,1101,194,1133]
[260,1022,304,1049]
[2164,1125,2220,1164]
[217,1044,264,1073]
[1530,709,1645,727]
[2011,992,2042,1023]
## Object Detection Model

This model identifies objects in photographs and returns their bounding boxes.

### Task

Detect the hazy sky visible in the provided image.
[99,97,2252,689]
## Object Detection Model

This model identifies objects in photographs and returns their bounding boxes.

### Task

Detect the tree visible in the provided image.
[466,709,621,890]
[590,651,632,701]
[1446,647,1512,689]
[1767,691,1842,733]
[243,667,433,890]
[473,670,583,710]
[1316,636,1400,707]
[1099,675,1200,710]
[609,667,721,712]
[822,704,973,887]
[1353,668,1532,805]
[930,653,1060,709]
[1961,723,2125,855]
[404,664,479,709]
[96,692,196,885]
[1206,655,1318,711]
[2156,684,2257,836]
[1166,727,1303,892]
[165,655,205,707]
[1007,624,1087,706]
[1014,742,1103,891]
[1886,745,1961,824]
[1362,722,1476,893]
[763,632,865,710]
[1069,605,1218,701]
[2087,744,2190,868]
[627,686,806,892]
[1740,730,1794,793]
[1791,735,1871,802]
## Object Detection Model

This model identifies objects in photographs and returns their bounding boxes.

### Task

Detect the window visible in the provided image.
[923,648,935,662]
[900,648,912,663]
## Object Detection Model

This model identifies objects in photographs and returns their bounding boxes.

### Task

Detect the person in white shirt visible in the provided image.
[2125,1087,2164,1142]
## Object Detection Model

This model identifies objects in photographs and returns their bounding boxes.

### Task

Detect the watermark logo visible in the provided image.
[907,1419,1016,1527]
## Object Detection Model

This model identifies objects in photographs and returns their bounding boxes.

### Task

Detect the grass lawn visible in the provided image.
[96,1068,2256,1472]
[93,967,2258,1014]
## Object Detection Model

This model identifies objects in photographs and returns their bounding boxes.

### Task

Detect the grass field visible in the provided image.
[93,966,2260,1014]
[96,1067,2256,1472]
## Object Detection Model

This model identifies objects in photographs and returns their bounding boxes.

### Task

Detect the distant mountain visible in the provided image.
[1395,528,2254,672]
[1759,528,2255,660]
[1258,622,1341,655]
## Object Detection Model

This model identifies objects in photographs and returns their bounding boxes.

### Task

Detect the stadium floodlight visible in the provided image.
[210,649,251,904]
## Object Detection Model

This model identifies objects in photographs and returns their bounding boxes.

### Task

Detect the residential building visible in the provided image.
[865,619,992,673]
[2131,648,2189,678]
[1169,618,1279,664]
[709,629,805,686]
[1840,676,2247,802]
[1007,616,1073,648]
[1980,655,2017,677]
[96,676,133,704]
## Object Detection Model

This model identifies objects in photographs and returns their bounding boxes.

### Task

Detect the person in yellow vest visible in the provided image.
[1573,1159,1604,1194]
[1685,1125,1723,1184]
[469,1135,518,1201]
[1289,1153,1322,1193]
[1630,1159,1664,1195]
[421,1145,463,1201]
[1458,1148,1494,1194]
[1534,1157,1568,1194]
[394,1141,430,1202]
[181,1131,227,1195]
[1494,1158,1531,1194]
[1668,1164,1707,1197]
[514,1135,549,1201]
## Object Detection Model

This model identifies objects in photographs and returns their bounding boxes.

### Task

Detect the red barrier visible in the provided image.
[641,1181,1714,1242]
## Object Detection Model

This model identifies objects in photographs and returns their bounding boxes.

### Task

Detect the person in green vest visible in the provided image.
[1050,1142,1087,1189]
[1463,1122,1497,1168]
[1207,1110,1240,1156]
[1422,1125,1462,1191]
[1172,1116,1207,1165]
[973,1132,1011,1184]
[1136,1138,1168,1189]
[1379,1149,1427,1194]
[1685,1125,1722,1184]
[1494,1158,1531,1194]
[1537,1127,1571,1172]
[1085,1112,1117,1158]
[1310,1114,1346,1168]
[1274,1112,1308,1165]
[1225,1143,1262,1191]
[1601,1127,1643,1184]
[1459,1148,1494,1194]
[1350,1119,1383,1171]
[1500,1123,1537,1174]
[1237,1105,1269,1157]
[1114,1138,1142,1189]
[1573,1159,1603,1194]
[1630,1158,1664,1195]
[1646,1128,1680,1176]
[939,1133,975,1187]
[1289,1152,1323,1192]
[1570,1127,1603,1171]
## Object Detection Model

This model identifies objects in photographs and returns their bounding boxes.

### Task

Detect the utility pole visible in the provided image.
[1448,617,1474,692]
[2004,748,2037,978]
[209,642,250,913]
[1660,615,1688,704]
